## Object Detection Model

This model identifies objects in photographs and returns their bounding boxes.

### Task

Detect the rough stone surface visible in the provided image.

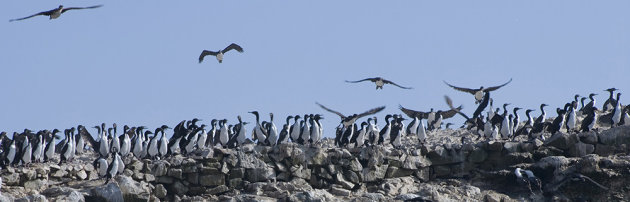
[0,126,629,201]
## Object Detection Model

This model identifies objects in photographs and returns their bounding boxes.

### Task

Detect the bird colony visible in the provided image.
[5,4,630,201]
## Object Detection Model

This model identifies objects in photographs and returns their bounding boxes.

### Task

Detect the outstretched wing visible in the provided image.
[484,78,512,92]
[61,5,103,13]
[316,102,347,119]
[222,43,244,53]
[399,105,429,119]
[9,9,55,22]
[442,96,466,119]
[345,78,377,83]
[79,127,98,149]
[443,80,477,95]
[382,79,413,89]
[199,50,218,63]
[356,106,386,119]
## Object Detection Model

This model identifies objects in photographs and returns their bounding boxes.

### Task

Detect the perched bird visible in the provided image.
[602,88,619,112]
[581,107,598,132]
[443,78,512,104]
[345,77,412,90]
[9,5,103,22]
[199,43,244,63]
[277,116,293,144]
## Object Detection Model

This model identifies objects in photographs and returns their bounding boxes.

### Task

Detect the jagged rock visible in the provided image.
[246,167,276,182]
[334,173,354,189]
[168,168,183,179]
[486,141,503,151]
[567,142,595,157]
[229,168,245,179]
[152,162,168,177]
[21,169,36,181]
[402,155,431,169]
[116,175,151,201]
[378,177,419,196]
[154,184,167,198]
[386,166,414,178]
[343,170,360,184]
[427,145,465,165]
[288,189,338,202]
[503,142,520,153]
[51,170,67,178]
[170,181,189,195]
[545,132,579,150]
[199,174,225,186]
[395,194,421,201]
[330,186,351,196]
[362,164,388,182]
[76,170,87,180]
[3,172,21,186]
[595,144,616,156]
[578,131,598,144]
[207,185,229,195]
[234,194,276,202]
[23,179,47,191]
[88,183,124,202]
[291,165,311,180]
[309,149,328,165]
[54,190,84,202]
[16,194,48,202]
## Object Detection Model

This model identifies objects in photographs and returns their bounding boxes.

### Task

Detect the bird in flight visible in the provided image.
[199,43,244,63]
[345,77,412,90]
[443,78,512,104]
[316,102,385,126]
[9,5,103,22]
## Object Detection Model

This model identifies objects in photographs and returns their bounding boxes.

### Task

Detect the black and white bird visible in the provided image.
[266,113,279,146]
[44,129,61,162]
[345,77,412,90]
[106,149,120,182]
[299,115,311,145]
[249,111,268,145]
[611,93,622,127]
[566,101,578,132]
[277,116,292,144]
[289,115,301,143]
[199,43,244,63]
[9,5,103,22]
[316,103,386,128]
[581,107,598,132]
[158,125,170,158]
[443,78,512,104]
[602,88,619,112]
[399,105,460,131]
[581,93,597,114]
[309,114,323,145]
[94,157,108,178]
[378,115,393,145]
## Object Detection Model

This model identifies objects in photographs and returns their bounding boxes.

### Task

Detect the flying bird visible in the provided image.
[443,78,512,104]
[345,77,412,90]
[199,43,244,63]
[9,5,103,22]
[316,102,385,126]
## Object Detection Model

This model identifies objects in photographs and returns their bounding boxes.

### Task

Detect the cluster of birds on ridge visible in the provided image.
[5,5,630,193]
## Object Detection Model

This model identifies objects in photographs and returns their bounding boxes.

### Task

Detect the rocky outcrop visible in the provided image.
[1,126,629,201]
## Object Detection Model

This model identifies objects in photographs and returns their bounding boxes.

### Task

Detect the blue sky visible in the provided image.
[2,1,628,137]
